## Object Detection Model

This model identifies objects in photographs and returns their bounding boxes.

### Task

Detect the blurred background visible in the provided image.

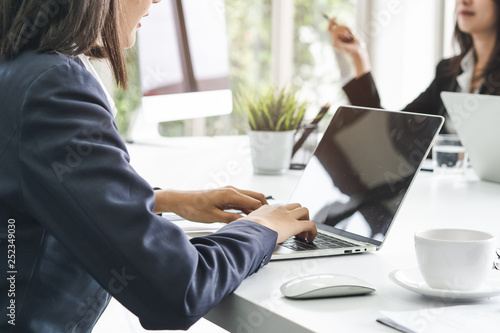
[96,0,456,140]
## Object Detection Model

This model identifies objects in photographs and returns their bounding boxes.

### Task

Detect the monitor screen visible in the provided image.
[289,107,443,246]
[137,0,232,122]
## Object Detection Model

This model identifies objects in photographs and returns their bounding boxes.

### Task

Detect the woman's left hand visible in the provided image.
[154,186,268,223]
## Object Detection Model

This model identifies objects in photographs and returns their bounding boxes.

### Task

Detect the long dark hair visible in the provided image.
[0,0,128,88]
[448,0,500,93]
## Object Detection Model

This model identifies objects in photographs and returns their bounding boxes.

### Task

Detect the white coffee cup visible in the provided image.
[414,228,496,291]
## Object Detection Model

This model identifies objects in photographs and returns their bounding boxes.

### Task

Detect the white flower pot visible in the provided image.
[248,130,295,175]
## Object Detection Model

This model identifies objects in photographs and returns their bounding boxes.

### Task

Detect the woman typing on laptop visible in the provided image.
[328,0,500,133]
[0,0,316,331]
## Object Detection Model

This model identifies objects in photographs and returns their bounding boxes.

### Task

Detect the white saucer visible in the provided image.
[389,268,500,301]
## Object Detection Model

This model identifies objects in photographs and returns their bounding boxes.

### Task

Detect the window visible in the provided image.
[117,0,356,138]
[292,0,355,124]
[137,0,232,127]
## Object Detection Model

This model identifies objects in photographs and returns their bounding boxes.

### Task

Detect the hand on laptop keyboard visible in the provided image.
[245,203,317,243]
[281,233,357,251]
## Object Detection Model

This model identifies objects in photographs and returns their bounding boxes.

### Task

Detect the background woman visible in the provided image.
[329,0,500,133]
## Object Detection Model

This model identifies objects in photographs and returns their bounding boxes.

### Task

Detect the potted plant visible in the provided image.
[235,86,307,175]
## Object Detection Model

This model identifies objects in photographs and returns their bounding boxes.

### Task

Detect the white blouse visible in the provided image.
[456,49,480,94]
[78,54,118,118]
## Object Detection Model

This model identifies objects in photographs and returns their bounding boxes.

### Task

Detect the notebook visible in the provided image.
[271,106,443,260]
[172,106,444,260]
[441,91,500,183]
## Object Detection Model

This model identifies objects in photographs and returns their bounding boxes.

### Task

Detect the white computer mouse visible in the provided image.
[280,274,375,299]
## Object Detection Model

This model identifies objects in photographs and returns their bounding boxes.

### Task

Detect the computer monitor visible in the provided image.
[137,0,232,123]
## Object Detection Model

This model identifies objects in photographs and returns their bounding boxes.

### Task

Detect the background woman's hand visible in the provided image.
[328,18,360,55]
[328,17,371,78]
[154,186,267,223]
[244,203,317,244]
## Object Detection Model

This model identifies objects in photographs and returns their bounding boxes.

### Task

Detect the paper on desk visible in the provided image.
[161,201,282,229]
[377,303,500,333]
[162,214,226,233]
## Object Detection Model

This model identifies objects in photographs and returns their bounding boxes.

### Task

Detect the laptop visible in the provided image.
[171,106,443,260]
[271,106,443,260]
[441,91,500,183]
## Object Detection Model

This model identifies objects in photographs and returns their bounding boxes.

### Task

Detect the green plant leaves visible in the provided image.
[234,85,307,131]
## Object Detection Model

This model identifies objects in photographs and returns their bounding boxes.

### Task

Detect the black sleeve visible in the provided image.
[343,72,382,108]
[401,59,456,117]
[342,60,456,118]
[19,60,277,330]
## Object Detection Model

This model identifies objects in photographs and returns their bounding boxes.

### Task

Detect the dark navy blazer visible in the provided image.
[0,51,277,332]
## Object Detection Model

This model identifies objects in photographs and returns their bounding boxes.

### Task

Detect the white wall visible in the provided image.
[443,0,459,59]
[358,0,450,111]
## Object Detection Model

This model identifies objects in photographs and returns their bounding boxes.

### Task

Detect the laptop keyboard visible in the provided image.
[280,232,358,251]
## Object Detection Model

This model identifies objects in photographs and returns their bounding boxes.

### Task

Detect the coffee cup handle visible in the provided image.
[494,248,500,271]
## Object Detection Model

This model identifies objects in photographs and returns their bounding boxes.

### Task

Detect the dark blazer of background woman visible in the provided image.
[342,57,500,133]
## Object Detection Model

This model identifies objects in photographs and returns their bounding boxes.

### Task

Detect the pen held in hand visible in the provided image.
[324,13,354,42]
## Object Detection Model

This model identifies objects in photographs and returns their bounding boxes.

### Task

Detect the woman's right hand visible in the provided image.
[244,203,317,244]
[328,18,371,78]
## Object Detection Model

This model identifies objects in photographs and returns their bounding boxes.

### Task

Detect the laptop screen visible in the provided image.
[289,107,443,246]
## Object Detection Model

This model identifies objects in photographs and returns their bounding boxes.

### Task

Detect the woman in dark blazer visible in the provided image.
[328,0,500,133]
[0,1,316,332]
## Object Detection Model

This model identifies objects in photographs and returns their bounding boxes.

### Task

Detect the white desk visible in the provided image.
[96,136,500,333]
